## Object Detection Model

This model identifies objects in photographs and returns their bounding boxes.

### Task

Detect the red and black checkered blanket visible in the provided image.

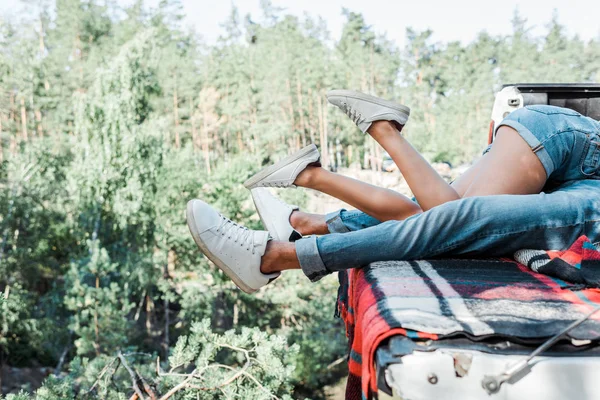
[337,236,600,400]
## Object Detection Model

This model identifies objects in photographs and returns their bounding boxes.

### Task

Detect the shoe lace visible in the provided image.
[215,215,257,254]
[341,102,364,125]
[263,182,286,188]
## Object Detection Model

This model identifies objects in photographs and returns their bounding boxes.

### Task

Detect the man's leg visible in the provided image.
[260,209,384,274]
[263,180,600,282]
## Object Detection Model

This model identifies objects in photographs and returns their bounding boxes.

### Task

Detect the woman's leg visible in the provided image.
[288,126,485,226]
[368,122,547,207]
[288,121,545,230]
[291,208,383,236]
[288,127,488,226]
[293,166,422,222]
[368,121,461,210]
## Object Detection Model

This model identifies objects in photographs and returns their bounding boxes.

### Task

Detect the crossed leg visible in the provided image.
[291,121,547,227]
[262,120,550,274]
[262,179,600,276]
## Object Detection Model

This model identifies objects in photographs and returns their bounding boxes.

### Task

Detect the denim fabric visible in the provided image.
[295,179,600,281]
[297,210,382,280]
[326,209,381,233]
[497,105,600,181]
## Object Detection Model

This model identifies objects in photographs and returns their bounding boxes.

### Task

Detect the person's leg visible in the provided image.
[368,122,547,209]
[260,179,600,281]
[294,166,422,222]
[368,121,461,209]
[291,208,384,237]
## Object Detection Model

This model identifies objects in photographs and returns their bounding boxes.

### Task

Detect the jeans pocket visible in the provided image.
[581,135,600,176]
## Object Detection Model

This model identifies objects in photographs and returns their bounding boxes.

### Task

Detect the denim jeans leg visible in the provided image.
[298,209,382,281]
[325,209,382,233]
[297,179,600,281]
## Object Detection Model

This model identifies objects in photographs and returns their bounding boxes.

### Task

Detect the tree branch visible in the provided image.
[118,351,146,400]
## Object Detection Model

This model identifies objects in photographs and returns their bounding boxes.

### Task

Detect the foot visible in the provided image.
[243,144,321,189]
[186,199,280,294]
[251,188,302,242]
[327,90,410,134]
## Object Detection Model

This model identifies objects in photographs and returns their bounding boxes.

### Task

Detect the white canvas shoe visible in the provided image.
[327,90,410,134]
[243,144,320,189]
[251,188,302,242]
[186,199,280,294]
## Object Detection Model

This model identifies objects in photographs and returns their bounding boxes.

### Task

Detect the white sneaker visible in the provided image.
[251,188,302,242]
[243,144,320,189]
[186,199,280,294]
[327,90,410,134]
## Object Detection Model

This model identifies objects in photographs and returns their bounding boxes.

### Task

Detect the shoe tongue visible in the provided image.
[252,231,270,255]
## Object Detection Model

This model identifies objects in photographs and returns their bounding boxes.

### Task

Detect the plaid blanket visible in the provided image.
[515,236,600,288]
[337,237,600,400]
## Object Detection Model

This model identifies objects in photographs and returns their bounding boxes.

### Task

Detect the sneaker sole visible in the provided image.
[243,144,320,189]
[327,89,411,118]
[186,200,257,294]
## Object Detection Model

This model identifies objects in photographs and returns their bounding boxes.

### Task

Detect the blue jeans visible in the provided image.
[488,105,600,181]
[296,180,600,281]
[295,106,600,282]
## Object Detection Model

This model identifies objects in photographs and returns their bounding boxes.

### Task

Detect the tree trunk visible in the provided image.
[163,292,169,360]
[145,294,153,336]
[286,79,296,150]
[0,349,3,396]
[237,131,244,152]
[173,87,180,148]
[200,108,211,174]
[296,78,306,147]
[191,113,199,152]
[20,97,27,142]
[318,97,324,165]
[212,131,223,160]
[318,96,329,169]
[307,88,316,144]
[233,300,239,327]
[94,275,100,356]
[190,98,199,152]
[35,110,43,137]
[323,97,329,168]
[0,115,3,163]
[374,141,382,173]
[167,248,176,275]
[163,249,175,360]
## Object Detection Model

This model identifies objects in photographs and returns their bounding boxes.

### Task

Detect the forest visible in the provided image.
[0,0,599,398]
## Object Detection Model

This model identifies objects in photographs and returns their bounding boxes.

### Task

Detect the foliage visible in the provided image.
[0,0,599,398]
[1,319,298,399]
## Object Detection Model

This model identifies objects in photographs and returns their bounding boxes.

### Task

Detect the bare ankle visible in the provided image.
[260,242,277,274]
[368,120,401,140]
[290,211,328,236]
[293,165,320,188]
[260,241,299,274]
